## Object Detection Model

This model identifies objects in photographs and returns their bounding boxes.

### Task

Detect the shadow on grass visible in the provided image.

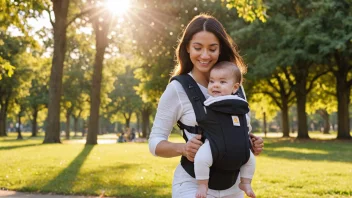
[0,143,42,150]
[0,138,33,142]
[262,138,352,163]
[75,163,170,198]
[27,163,171,198]
[40,145,95,193]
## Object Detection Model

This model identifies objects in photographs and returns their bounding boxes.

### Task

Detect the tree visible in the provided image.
[44,0,70,143]
[26,58,50,137]
[85,0,117,144]
[232,0,333,139]
[0,32,33,136]
[309,0,352,139]
[246,71,295,137]
[307,73,337,134]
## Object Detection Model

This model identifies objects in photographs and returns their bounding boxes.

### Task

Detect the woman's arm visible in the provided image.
[155,134,203,161]
[149,81,203,161]
[241,86,264,156]
[155,134,202,161]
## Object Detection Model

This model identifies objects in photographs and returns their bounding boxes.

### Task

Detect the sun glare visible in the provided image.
[105,0,131,15]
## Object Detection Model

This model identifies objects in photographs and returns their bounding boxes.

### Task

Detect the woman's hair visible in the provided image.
[172,14,246,76]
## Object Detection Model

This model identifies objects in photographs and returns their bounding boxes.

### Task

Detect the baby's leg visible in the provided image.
[194,140,213,198]
[239,150,256,198]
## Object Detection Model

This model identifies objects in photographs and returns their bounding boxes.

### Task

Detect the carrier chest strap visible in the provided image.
[171,74,207,122]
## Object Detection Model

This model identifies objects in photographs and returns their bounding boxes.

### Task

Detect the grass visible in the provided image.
[1,131,352,198]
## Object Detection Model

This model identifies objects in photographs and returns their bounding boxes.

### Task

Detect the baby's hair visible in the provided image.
[211,61,242,84]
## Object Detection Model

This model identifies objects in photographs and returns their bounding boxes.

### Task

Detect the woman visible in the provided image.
[148,14,264,198]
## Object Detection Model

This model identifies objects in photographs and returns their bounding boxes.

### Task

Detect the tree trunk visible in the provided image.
[86,10,111,145]
[44,0,69,144]
[73,116,78,137]
[31,107,38,137]
[263,111,267,137]
[335,74,351,139]
[136,112,141,132]
[333,51,351,139]
[294,65,310,139]
[82,120,87,137]
[281,102,290,137]
[65,112,70,140]
[318,109,330,134]
[124,112,132,128]
[17,113,23,140]
[0,95,10,136]
[141,108,151,138]
[0,105,6,136]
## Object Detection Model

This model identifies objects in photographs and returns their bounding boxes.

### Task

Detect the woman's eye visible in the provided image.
[210,49,217,52]
[194,47,201,51]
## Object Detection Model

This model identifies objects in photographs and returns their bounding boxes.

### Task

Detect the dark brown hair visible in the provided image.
[172,14,246,76]
[211,61,242,84]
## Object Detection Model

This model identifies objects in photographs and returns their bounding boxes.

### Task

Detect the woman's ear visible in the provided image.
[186,45,190,53]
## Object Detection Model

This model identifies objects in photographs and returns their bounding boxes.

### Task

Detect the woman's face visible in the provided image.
[187,31,220,75]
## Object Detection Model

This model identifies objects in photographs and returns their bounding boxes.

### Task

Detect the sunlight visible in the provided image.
[105,0,131,16]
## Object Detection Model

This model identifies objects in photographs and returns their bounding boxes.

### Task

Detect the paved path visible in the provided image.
[0,190,107,198]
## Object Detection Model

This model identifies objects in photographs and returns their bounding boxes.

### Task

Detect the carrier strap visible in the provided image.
[171,74,206,122]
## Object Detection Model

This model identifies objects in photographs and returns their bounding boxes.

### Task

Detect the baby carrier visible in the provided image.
[171,74,251,190]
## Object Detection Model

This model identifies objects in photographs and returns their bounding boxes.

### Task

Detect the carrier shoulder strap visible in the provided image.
[171,74,207,123]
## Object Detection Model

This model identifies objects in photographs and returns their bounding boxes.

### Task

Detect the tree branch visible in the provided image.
[306,70,330,93]
[266,78,280,94]
[66,7,95,28]
[261,91,283,109]
[44,7,54,27]
[282,67,295,88]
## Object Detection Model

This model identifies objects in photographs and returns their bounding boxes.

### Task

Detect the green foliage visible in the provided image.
[225,0,267,22]
[249,92,279,122]
[306,72,337,115]
[0,56,15,79]
[0,32,38,121]
[106,66,143,124]
[0,0,48,32]
[62,25,95,122]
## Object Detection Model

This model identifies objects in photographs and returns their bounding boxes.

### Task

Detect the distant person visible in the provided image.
[130,128,136,141]
[117,132,126,143]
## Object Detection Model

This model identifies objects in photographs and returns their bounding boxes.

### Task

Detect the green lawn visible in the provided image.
[1,132,351,198]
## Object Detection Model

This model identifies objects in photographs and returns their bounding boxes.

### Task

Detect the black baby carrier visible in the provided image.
[171,74,251,190]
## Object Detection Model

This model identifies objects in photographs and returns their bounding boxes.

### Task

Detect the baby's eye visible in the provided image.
[220,81,227,84]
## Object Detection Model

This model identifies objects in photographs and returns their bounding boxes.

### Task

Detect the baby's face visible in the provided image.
[208,69,239,97]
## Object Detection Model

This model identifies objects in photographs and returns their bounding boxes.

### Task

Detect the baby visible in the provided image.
[195,61,256,198]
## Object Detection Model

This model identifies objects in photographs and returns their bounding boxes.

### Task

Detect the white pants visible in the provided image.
[194,140,256,180]
[172,164,244,198]
[173,180,244,198]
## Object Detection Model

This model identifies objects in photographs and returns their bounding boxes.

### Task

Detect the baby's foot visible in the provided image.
[239,182,256,198]
[195,183,208,198]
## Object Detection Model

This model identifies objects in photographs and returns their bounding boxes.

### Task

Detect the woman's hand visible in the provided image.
[249,133,264,156]
[183,134,203,162]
